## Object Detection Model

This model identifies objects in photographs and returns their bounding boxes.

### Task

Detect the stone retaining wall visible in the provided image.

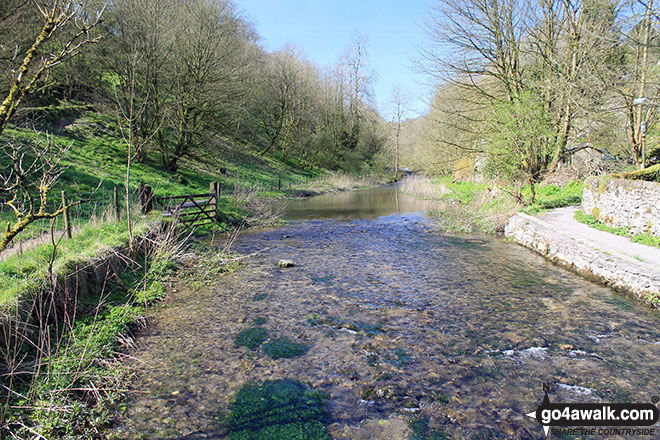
[505,213,660,303]
[582,176,660,236]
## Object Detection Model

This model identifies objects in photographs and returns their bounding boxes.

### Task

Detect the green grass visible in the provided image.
[574,210,660,248]
[2,113,318,199]
[5,241,172,439]
[424,178,583,233]
[432,177,486,204]
[0,215,153,310]
[0,111,321,242]
[432,177,582,213]
[522,181,583,214]
[222,379,329,440]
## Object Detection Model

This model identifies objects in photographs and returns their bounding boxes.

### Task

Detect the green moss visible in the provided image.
[223,380,329,440]
[613,163,660,181]
[408,415,448,440]
[234,327,269,350]
[263,337,308,359]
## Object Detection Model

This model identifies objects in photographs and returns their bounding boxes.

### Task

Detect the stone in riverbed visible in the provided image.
[278,259,295,268]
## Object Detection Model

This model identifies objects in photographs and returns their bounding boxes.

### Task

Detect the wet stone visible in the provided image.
[278,259,296,268]
[114,187,660,440]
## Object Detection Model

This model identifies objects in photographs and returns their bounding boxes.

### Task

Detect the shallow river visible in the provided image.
[115,186,660,439]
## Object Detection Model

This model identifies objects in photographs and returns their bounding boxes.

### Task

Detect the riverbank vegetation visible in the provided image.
[0,1,393,438]
[0,221,186,439]
[400,0,660,208]
[400,175,583,232]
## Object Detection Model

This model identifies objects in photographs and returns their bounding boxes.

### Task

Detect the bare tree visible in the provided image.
[623,0,658,168]
[389,85,411,178]
[0,135,89,252]
[0,1,104,252]
[162,0,246,171]
[114,50,160,250]
[0,1,104,136]
[257,46,316,157]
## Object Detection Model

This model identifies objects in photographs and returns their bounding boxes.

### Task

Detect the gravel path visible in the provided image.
[536,206,660,269]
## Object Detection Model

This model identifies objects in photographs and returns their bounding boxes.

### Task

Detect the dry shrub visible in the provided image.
[399,175,448,199]
[304,173,381,193]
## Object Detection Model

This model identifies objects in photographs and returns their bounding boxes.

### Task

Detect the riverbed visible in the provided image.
[114,186,660,439]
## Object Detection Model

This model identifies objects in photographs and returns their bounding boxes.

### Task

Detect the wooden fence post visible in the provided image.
[211,182,221,222]
[139,183,154,214]
[61,190,72,238]
[113,187,121,220]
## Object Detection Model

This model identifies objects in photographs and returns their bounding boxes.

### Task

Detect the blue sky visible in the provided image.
[236,0,434,119]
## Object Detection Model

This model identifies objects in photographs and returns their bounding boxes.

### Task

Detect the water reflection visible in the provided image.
[283,185,444,220]
[115,187,660,440]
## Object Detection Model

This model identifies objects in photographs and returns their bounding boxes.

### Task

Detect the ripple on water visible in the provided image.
[114,206,660,440]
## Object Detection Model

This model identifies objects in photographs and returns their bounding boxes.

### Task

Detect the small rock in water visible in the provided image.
[557,383,595,396]
[278,259,295,268]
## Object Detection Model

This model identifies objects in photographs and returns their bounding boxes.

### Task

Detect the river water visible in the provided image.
[115,186,660,439]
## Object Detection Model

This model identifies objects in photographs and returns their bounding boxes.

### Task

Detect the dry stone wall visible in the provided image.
[582,176,660,236]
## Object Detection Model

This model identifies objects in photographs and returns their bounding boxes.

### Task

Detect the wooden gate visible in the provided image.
[149,182,221,226]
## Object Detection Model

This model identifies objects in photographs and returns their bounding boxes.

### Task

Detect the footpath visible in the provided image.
[505,206,660,303]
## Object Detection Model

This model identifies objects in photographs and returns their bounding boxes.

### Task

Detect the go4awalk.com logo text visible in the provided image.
[526,383,659,437]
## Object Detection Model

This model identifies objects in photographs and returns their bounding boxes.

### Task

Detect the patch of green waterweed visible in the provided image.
[430,390,450,404]
[389,348,412,367]
[222,379,330,440]
[252,316,268,325]
[234,327,269,350]
[263,337,309,359]
[408,415,448,440]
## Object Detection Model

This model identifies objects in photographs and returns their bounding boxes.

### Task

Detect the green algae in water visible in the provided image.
[252,316,268,325]
[224,379,329,440]
[408,415,448,440]
[389,347,412,367]
[263,337,309,359]
[234,327,269,350]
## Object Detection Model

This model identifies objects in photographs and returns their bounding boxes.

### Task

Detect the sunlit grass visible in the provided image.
[401,175,583,233]
[0,214,152,311]
[574,210,660,249]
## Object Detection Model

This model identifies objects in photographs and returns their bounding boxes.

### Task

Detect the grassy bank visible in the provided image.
[0,111,324,245]
[0,221,251,439]
[0,213,153,310]
[574,210,660,248]
[0,110,386,439]
[400,175,583,233]
[1,220,176,439]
